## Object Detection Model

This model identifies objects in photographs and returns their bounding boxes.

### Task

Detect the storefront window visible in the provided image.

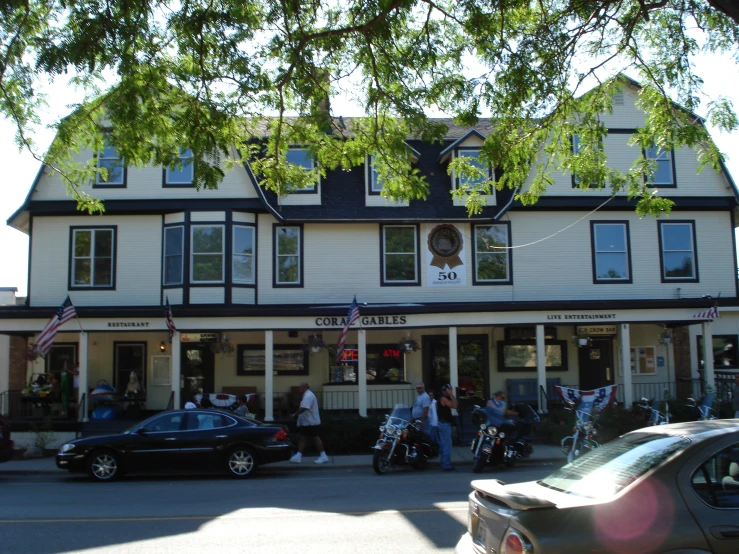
[697,335,738,369]
[237,345,309,376]
[498,340,567,372]
[328,345,406,384]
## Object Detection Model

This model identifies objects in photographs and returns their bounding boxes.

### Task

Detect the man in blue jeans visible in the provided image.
[436,384,458,471]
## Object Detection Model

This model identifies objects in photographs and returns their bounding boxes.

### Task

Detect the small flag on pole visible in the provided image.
[693,303,720,320]
[165,296,177,341]
[336,296,360,362]
[33,296,77,356]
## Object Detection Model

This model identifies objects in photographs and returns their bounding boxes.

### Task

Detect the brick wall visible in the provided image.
[672,326,695,398]
[9,336,28,390]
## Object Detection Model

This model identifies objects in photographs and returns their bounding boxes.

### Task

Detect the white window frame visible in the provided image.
[232,225,255,284]
[71,228,115,288]
[275,226,302,285]
[369,155,383,193]
[382,225,418,284]
[163,226,184,286]
[455,148,489,191]
[165,148,194,185]
[190,225,225,284]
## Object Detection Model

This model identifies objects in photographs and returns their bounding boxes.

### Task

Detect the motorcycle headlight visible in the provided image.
[385,424,396,435]
[479,424,487,431]
[488,426,497,436]
[59,443,76,453]
[379,426,386,433]
[498,431,505,439]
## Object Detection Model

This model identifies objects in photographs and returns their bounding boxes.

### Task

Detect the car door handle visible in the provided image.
[711,526,739,539]
[165,438,177,441]
[215,435,227,438]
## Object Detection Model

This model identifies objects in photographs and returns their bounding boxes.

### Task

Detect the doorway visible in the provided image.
[180,344,215,408]
[578,338,614,390]
[422,335,488,397]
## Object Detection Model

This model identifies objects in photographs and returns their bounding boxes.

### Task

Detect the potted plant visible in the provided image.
[303,334,327,353]
[210,333,235,356]
[573,331,590,347]
[398,337,420,352]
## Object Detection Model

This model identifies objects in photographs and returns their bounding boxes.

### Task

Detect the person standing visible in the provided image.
[427,391,439,443]
[412,381,431,435]
[289,381,329,464]
[437,384,458,471]
[733,374,739,418]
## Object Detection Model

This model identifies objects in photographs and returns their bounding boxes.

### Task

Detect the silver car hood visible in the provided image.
[471,479,600,511]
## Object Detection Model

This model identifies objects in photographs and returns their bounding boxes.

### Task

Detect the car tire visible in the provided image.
[472,454,486,473]
[372,449,391,474]
[87,449,121,482]
[226,446,257,478]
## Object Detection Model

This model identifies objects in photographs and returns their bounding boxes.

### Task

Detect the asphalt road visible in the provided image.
[0,464,554,554]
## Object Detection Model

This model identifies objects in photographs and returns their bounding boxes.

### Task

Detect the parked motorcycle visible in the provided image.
[560,400,600,463]
[638,397,671,425]
[685,394,717,420]
[470,403,540,473]
[372,403,438,474]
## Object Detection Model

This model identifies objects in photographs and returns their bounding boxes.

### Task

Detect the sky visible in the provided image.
[1,53,738,298]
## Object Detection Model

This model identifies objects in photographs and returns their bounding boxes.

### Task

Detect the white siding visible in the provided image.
[29,215,162,307]
[190,287,225,304]
[232,287,256,304]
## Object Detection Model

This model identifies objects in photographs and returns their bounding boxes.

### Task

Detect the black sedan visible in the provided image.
[56,409,293,481]
[457,419,739,554]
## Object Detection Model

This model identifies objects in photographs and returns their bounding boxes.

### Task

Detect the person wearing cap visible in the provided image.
[437,384,458,471]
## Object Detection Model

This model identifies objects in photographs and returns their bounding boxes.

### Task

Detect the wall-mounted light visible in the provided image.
[160,341,167,352]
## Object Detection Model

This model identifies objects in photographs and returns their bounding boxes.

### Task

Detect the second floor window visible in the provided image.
[233,226,255,284]
[382,225,418,284]
[71,227,115,288]
[165,148,194,185]
[275,226,302,286]
[163,226,184,285]
[659,221,697,281]
[591,222,631,282]
[191,225,224,283]
[645,145,674,186]
[96,139,125,186]
[473,224,511,284]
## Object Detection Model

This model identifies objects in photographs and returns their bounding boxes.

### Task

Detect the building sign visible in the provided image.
[577,325,618,336]
[426,224,466,286]
[547,313,617,321]
[180,333,219,343]
[107,321,151,328]
[315,315,407,327]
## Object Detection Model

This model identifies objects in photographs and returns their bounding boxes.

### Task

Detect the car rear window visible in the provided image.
[539,433,690,499]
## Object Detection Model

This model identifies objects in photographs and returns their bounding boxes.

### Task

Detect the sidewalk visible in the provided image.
[0,443,567,475]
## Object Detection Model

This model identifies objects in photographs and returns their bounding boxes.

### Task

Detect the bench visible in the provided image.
[506,378,561,407]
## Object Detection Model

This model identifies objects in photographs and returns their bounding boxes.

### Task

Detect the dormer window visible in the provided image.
[164,148,194,186]
[369,156,383,194]
[287,148,316,192]
[644,144,675,187]
[455,148,489,190]
[95,138,125,186]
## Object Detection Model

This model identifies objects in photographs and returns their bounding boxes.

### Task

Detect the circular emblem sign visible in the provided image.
[427,224,463,269]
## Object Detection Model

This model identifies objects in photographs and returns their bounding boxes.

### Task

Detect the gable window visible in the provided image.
[591,222,631,283]
[275,225,302,286]
[95,139,125,186]
[571,134,604,188]
[473,224,511,284]
[70,227,115,288]
[658,221,697,282]
[191,225,224,283]
[369,155,384,194]
[163,226,184,286]
[644,144,674,186]
[233,225,255,284]
[164,148,194,186]
[456,149,489,190]
[381,225,419,284]
[287,148,316,192]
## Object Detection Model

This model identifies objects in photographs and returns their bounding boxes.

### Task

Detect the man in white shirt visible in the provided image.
[289,381,329,464]
[412,382,431,435]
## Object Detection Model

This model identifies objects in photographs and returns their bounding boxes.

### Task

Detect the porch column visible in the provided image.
[449,326,458,391]
[171,331,181,409]
[78,331,89,422]
[264,330,274,421]
[358,329,367,417]
[535,324,547,414]
[701,320,715,390]
[620,324,633,407]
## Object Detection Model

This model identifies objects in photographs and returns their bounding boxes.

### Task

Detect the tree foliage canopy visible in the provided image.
[1,0,738,216]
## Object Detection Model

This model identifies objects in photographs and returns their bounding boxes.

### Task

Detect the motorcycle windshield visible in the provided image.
[387,404,412,427]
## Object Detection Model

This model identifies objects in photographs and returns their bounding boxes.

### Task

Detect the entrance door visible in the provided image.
[423,335,488,397]
[180,344,215,408]
[578,338,614,390]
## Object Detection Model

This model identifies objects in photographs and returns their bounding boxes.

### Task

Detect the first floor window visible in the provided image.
[592,222,630,282]
[474,224,510,283]
[237,345,308,376]
[275,226,302,285]
[114,343,146,395]
[191,225,224,283]
[165,147,194,185]
[71,227,115,287]
[233,225,255,284]
[382,225,418,284]
[659,221,697,281]
[163,226,184,285]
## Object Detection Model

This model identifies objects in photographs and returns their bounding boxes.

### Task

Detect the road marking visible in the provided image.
[0,505,468,524]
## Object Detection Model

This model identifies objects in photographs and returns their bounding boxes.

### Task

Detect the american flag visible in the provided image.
[693,303,720,320]
[336,296,360,362]
[165,296,177,341]
[34,296,77,356]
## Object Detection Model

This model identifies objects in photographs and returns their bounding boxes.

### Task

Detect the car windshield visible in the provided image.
[539,432,690,500]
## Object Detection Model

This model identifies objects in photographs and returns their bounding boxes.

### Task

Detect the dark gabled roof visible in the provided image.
[438,129,488,161]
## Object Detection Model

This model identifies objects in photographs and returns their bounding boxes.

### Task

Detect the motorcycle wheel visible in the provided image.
[372,449,391,475]
[472,454,486,473]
